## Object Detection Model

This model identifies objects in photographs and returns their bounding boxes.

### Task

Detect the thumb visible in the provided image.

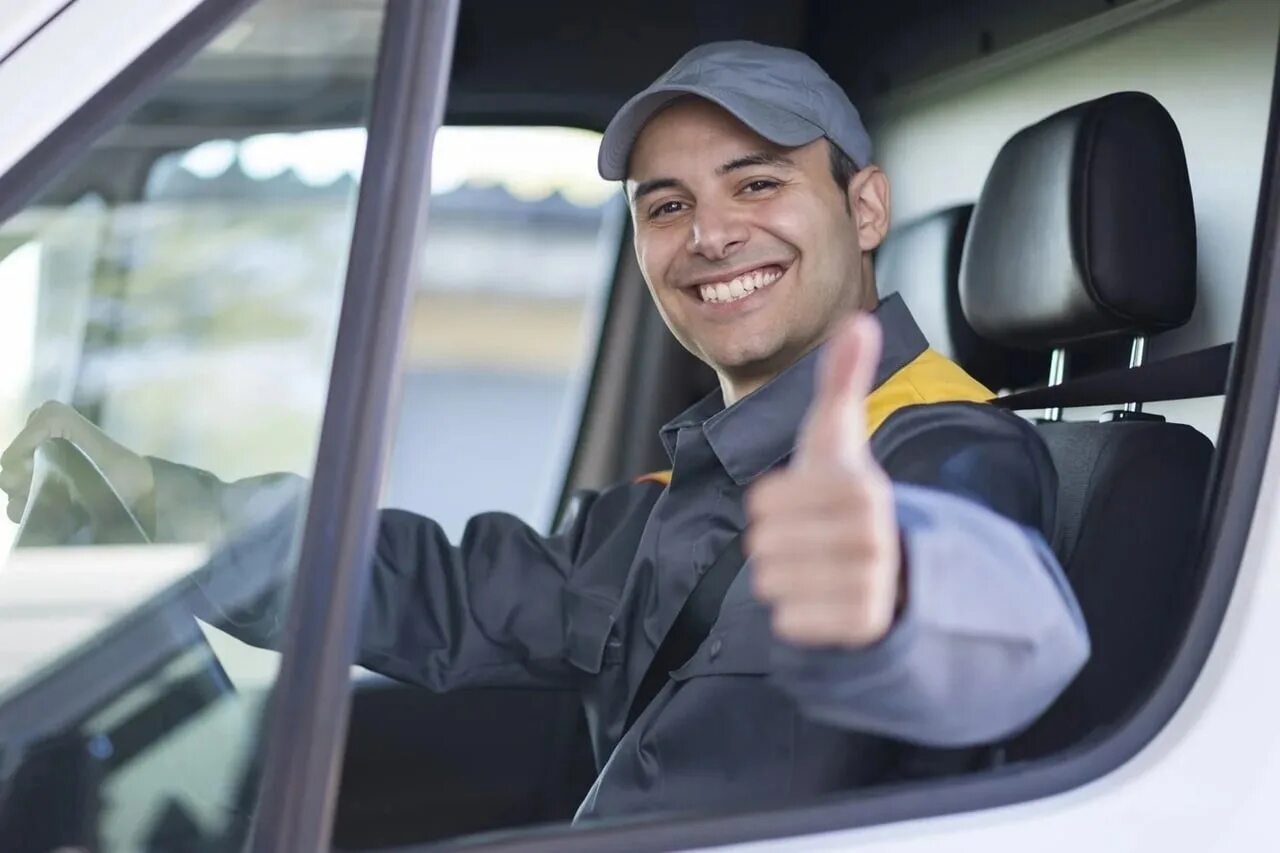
[797,313,883,472]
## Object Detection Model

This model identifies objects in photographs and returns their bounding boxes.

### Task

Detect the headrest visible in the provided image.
[960,92,1197,350]
[877,205,1048,390]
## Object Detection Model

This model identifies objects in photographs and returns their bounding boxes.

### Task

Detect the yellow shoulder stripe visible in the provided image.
[634,349,989,486]
[865,348,993,434]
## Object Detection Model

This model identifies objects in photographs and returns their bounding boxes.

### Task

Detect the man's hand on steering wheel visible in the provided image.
[0,401,154,524]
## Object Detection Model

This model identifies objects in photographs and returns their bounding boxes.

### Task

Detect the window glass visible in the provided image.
[100,127,369,482]
[0,0,387,849]
[119,126,620,540]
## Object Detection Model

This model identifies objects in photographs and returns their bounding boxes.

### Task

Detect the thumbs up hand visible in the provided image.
[745,314,902,647]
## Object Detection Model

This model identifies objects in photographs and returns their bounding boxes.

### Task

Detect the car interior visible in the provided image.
[0,0,1277,851]
[892,89,1213,763]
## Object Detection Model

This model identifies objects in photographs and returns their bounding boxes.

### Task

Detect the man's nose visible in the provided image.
[687,202,749,260]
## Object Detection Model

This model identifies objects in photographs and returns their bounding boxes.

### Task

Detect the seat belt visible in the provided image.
[625,533,747,733]
[992,342,1232,411]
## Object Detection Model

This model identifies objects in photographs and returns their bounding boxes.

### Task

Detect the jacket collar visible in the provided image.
[659,294,928,486]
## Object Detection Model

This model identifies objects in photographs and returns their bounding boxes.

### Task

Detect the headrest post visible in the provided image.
[1043,348,1068,422]
[1122,336,1148,413]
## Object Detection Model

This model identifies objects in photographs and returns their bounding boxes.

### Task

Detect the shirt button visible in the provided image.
[708,638,723,660]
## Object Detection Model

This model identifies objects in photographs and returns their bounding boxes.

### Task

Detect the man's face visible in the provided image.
[626,98,880,391]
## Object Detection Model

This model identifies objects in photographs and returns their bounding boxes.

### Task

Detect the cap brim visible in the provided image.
[598,84,825,180]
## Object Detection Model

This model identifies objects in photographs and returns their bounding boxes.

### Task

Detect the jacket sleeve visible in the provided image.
[149,457,617,691]
[772,404,1090,747]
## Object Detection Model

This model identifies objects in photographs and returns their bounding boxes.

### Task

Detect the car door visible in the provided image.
[0,1,458,851]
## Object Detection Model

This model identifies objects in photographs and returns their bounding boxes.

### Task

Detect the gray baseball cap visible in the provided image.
[598,40,872,181]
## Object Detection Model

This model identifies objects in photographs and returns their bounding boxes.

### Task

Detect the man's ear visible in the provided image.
[848,166,891,253]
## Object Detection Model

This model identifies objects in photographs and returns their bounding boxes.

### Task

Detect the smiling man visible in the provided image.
[1,41,1087,821]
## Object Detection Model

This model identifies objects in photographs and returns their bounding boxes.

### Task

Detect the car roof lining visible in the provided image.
[105,0,1167,141]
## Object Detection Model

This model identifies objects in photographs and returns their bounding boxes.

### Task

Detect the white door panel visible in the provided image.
[0,0,71,60]
[0,0,206,179]
[728,400,1280,851]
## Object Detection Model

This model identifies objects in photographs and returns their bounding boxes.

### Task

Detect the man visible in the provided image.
[1,42,1087,819]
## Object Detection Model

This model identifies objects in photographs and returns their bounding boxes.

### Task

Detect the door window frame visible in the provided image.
[248,1,458,849]
[0,0,76,64]
[0,0,230,201]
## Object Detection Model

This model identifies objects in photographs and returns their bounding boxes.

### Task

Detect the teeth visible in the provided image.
[697,266,783,303]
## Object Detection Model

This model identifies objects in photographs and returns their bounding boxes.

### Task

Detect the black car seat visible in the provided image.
[960,91,1212,759]
[877,205,1048,392]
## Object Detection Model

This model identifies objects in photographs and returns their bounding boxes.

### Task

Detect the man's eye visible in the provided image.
[743,179,780,193]
[650,200,686,218]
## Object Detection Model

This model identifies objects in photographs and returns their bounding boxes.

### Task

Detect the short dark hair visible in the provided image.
[827,140,858,214]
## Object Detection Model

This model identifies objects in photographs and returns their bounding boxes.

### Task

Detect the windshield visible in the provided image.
[0,1,387,848]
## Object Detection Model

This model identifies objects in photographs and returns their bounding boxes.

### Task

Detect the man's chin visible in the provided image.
[707,342,790,381]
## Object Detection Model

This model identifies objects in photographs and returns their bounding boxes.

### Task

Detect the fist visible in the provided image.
[0,400,153,524]
[746,314,901,647]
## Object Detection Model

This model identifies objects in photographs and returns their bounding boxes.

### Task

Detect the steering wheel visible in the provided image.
[14,437,149,548]
[1,441,253,835]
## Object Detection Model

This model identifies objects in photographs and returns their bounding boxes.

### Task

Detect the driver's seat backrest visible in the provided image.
[960,91,1210,758]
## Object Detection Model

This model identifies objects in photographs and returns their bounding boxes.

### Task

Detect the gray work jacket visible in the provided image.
[160,295,1089,821]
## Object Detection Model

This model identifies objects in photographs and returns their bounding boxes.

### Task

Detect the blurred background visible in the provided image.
[0,122,623,550]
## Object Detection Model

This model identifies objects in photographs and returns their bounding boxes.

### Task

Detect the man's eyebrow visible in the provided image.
[630,177,683,202]
[629,152,793,201]
[716,151,795,175]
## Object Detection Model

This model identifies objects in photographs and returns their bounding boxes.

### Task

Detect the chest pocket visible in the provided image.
[669,600,772,680]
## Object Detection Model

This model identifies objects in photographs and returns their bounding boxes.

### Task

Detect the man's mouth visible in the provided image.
[693,264,787,304]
